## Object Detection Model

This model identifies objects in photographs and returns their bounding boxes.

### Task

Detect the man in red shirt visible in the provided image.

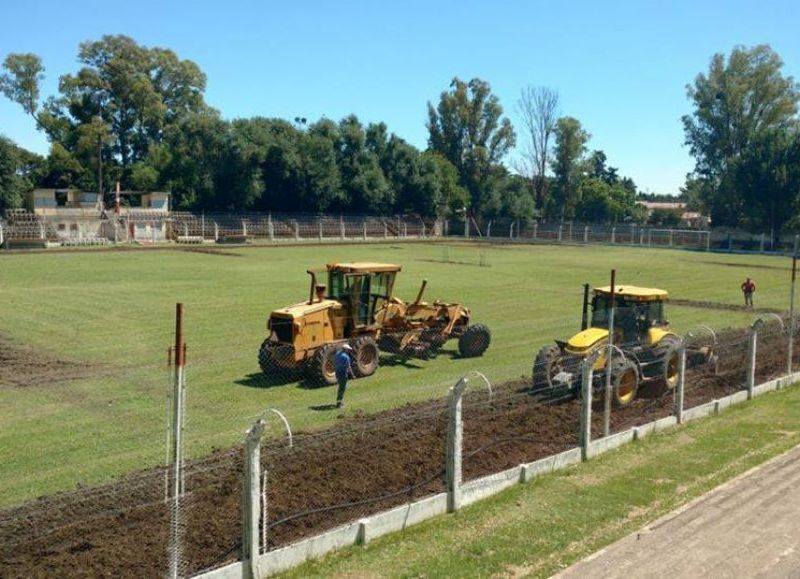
[741,277,756,307]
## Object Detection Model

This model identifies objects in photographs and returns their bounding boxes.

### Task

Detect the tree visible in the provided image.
[337,115,391,213]
[551,116,590,220]
[647,207,683,227]
[0,136,44,212]
[2,36,209,191]
[515,86,558,210]
[682,44,800,230]
[427,77,516,216]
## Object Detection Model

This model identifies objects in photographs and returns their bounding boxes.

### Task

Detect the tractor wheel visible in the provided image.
[308,343,339,385]
[653,335,681,390]
[258,339,297,375]
[611,358,640,408]
[532,344,562,391]
[458,324,491,357]
[351,336,379,377]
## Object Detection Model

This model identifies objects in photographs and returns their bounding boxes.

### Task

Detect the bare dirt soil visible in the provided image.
[671,298,785,315]
[0,328,793,578]
[0,335,101,388]
[181,247,243,257]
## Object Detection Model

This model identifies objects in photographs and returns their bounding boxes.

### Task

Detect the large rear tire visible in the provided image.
[308,343,339,385]
[532,344,562,391]
[611,358,640,408]
[458,324,491,357]
[351,336,379,377]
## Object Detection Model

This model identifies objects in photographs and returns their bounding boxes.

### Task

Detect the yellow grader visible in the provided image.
[259,262,491,384]
[533,284,714,407]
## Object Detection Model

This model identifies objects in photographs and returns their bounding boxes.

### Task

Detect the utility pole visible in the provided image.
[97,133,103,199]
[603,269,616,437]
[789,256,797,375]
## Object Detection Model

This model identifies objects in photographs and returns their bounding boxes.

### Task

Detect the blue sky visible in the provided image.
[1,0,798,194]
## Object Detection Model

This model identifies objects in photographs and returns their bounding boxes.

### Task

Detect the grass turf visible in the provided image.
[0,241,792,505]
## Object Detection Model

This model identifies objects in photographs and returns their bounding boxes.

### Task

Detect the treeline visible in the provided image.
[0,35,645,221]
[2,37,799,231]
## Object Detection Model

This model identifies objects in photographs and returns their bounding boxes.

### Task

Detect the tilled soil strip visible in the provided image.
[1,328,794,578]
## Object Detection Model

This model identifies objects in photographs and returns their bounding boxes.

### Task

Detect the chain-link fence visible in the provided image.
[448,217,800,256]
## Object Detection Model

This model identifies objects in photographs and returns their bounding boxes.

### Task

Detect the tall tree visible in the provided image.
[2,36,209,191]
[682,44,800,230]
[515,86,558,210]
[551,116,590,220]
[427,77,516,216]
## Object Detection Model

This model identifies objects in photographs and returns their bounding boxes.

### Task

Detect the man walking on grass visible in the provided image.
[741,277,756,308]
[335,344,355,408]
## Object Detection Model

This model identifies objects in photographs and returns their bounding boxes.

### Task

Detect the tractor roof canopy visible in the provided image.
[326,262,402,274]
[593,285,668,302]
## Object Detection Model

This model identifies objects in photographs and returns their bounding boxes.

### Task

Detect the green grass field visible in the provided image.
[0,241,793,506]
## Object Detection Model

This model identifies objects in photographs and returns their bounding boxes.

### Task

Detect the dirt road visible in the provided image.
[556,443,800,578]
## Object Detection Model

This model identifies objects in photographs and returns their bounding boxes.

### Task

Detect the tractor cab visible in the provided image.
[324,263,400,330]
[589,286,669,345]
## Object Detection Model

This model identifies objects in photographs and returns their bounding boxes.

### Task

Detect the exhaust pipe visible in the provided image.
[414,279,428,305]
[581,283,590,331]
[307,270,317,305]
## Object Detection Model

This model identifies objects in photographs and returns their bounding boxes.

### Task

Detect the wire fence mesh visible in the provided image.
[2,274,799,577]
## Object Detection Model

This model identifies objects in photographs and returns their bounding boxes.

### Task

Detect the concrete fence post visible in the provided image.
[611,227,616,244]
[793,234,799,257]
[648,228,652,247]
[676,346,686,423]
[214,223,219,242]
[639,227,645,246]
[0,224,4,246]
[242,220,247,237]
[446,378,466,512]
[509,221,514,239]
[404,223,408,238]
[464,216,470,238]
[422,222,427,238]
[268,213,274,241]
[558,225,563,242]
[184,223,189,238]
[760,233,766,253]
[669,229,673,247]
[568,222,573,240]
[384,222,388,238]
[340,216,345,240]
[318,217,323,240]
[631,224,635,245]
[580,357,594,461]
[747,320,762,400]
[533,222,537,240]
[486,221,492,238]
[243,420,266,579]
[584,225,589,243]
[293,221,299,241]
[363,220,368,240]
[706,230,711,252]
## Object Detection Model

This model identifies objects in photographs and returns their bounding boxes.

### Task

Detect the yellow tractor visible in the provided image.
[259,262,491,384]
[532,284,710,407]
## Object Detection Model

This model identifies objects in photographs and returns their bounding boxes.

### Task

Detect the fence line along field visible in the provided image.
[0,241,792,509]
